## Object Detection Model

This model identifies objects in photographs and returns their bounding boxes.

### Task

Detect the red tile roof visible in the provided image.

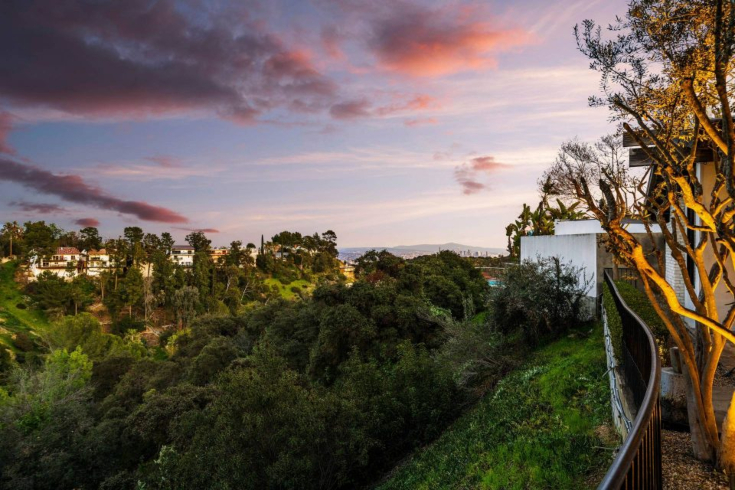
[57,247,80,255]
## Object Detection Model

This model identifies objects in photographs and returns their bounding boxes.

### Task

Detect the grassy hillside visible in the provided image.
[0,261,48,353]
[378,323,615,490]
[263,277,313,300]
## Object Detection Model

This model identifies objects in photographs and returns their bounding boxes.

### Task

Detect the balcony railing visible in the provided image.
[598,271,662,490]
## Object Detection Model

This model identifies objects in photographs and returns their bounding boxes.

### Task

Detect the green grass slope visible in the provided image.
[0,261,48,352]
[378,324,614,490]
[263,278,312,300]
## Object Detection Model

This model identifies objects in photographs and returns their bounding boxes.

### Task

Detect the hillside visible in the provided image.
[378,323,615,489]
[0,261,48,354]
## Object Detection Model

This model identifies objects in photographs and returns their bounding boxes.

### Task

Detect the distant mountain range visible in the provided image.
[339,243,505,260]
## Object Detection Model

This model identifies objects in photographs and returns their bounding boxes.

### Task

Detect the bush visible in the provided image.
[602,283,623,364]
[13,332,34,352]
[290,286,301,294]
[491,258,590,345]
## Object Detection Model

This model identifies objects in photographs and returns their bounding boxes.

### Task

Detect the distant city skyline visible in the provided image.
[0,0,626,248]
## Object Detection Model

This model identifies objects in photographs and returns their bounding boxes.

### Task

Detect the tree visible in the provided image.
[185,231,211,254]
[1,221,22,257]
[23,221,59,259]
[78,227,102,251]
[172,286,199,329]
[504,179,585,258]
[160,232,175,255]
[553,0,735,470]
[124,227,144,266]
[120,268,144,318]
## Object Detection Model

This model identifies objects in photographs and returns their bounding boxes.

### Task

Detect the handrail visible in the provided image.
[598,271,662,489]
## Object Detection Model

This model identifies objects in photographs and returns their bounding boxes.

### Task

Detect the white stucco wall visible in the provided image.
[520,233,598,298]
[555,219,661,236]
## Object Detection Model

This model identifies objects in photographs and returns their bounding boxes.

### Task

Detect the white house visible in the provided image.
[29,247,82,280]
[85,249,111,277]
[171,244,195,267]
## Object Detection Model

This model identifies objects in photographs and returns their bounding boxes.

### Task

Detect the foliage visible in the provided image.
[551,0,735,464]
[490,258,591,345]
[0,262,48,355]
[602,283,624,365]
[504,179,586,257]
[378,324,613,490]
[0,235,607,490]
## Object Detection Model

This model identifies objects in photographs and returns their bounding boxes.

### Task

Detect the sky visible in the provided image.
[0,0,629,248]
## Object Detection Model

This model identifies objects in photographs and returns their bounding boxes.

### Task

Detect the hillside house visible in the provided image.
[171,244,195,267]
[85,249,111,276]
[209,248,228,264]
[29,247,82,279]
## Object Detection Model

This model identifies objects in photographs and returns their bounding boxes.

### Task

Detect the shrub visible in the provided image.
[490,257,590,345]
[602,283,623,364]
[13,332,34,352]
[290,286,301,294]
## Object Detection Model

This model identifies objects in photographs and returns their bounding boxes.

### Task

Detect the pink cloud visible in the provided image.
[454,156,509,195]
[0,157,188,223]
[331,94,436,120]
[368,3,531,77]
[75,218,100,227]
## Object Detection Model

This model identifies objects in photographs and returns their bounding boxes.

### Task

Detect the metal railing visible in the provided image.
[598,272,662,490]
[604,267,644,292]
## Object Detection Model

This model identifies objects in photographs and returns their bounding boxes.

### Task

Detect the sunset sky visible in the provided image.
[0,0,627,248]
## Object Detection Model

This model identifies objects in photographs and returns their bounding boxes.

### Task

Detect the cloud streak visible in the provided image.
[9,200,67,214]
[454,156,509,195]
[175,227,220,234]
[0,157,188,223]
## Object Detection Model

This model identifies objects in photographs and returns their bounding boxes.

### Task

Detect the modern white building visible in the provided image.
[521,219,663,313]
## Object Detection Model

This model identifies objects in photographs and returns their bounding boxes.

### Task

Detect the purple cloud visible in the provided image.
[75,218,101,227]
[9,200,67,214]
[0,0,337,122]
[0,157,188,223]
